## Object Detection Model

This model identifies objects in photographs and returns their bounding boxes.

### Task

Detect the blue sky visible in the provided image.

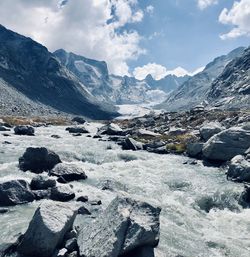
[127,0,250,76]
[0,0,249,79]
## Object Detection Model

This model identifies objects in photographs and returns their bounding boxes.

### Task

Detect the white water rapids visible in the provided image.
[0,124,250,257]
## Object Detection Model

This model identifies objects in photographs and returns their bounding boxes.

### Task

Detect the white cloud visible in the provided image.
[0,0,146,76]
[146,5,154,15]
[133,63,204,80]
[219,0,250,39]
[197,0,218,10]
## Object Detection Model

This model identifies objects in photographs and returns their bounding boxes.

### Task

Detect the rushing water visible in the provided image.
[0,124,250,257]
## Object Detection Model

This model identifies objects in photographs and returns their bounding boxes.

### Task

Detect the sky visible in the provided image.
[0,0,249,79]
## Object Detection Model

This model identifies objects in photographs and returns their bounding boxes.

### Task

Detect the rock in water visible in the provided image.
[17,201,77,257]
[186,142,204,158]
[14,125,35,136]
[19,147,61,173]
[0,180,34,206]
[227,155,250,182]
[50,163,87,182]
[202,128,250,161]
[66,127,89,134]
[98,123,124,136]
[30,175,56,190]
[121,138,144,151]
[50,185,75,202]
[72,117,86,124]
[77,196,161,257]
[199,122,225,141]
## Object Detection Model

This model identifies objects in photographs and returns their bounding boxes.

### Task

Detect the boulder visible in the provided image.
[186,142,204,158]
[33,189,51,200]
[50,163,87,182]
[98,123,124,136]
[146,146,168,155]
[121,138,143,151]
[77,196,161,257]
[19,147,61,173]
[30,175,56,190]
[72,117,86,124]
[0,126,10,131]
[199,122,225,141]
[14,125,34,136]
[66,127,89,134]
[227,155,250,182]
[202,128,250,161]
[0,180,34,206]
[50,185,75,202]
[17,201,77,257]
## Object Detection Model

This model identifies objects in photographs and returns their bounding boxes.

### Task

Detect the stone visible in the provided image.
[50,185,75,202]
[77,196,161,257]
[14,125,34,136]
[76,196,88,202]
[50,163,87,182]
[121,138,143,151]
[0,126,10,131]
[17,201,77,257]
[30,175,56,190]
[66,127,89,134]
[98,123,124,136]
[0,180,34,206]
[51,134,61,139]
[199,122,225,141]
[78,206,91,215]
[186,142,204,158]
[19,147,61,173]
[227,155,250,182]
[65,238,78,252]
[33,189,51,200]
[202,128,250,161]
[72,117,86,124]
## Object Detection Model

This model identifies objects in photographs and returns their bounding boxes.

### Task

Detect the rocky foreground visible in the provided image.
[0,110,250,257]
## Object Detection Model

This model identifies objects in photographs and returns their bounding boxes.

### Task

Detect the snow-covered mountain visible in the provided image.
[156,47,246,111]
[54,49,188,105]
[0,25,118,119]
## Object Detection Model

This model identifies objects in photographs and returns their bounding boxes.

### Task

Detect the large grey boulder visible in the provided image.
[98,123,124,136]
[50,185,75,202]
[0,180,34,206]
[30,175,56,190]
[202,128,250,161]
[19,147,61,173]
[50,163,87,182]
[199,122,225,141]
[14,125,35,136]
[227,155,250,182]
[17,201,77,257]
[77,196,161,257]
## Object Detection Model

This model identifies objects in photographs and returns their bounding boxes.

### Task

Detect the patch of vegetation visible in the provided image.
[166,143,186,154]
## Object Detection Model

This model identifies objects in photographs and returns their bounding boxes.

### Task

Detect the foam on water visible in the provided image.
[0,125,249,257]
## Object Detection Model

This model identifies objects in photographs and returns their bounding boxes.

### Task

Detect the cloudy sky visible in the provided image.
[0,0,249,79]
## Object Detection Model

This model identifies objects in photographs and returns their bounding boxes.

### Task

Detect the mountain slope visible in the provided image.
[0,25,118,119]
[208,46,250,109]
[156,47,245,111]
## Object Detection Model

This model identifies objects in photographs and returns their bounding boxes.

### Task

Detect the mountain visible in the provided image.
[156,47,245,111]
[54,49,186,105]
[0,25,118,119]
[207,46,250,109]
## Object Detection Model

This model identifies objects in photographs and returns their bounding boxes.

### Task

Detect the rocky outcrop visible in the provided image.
[0,180,34,206]
[227,155,250,182]
[30,175,56,190]
[14,125,34,136]
[17,201,77,257]
[50,163,87,182]
[199,122,225,141]
[19,147,61,173]
[77,196,161,257]
[202,127,250,161]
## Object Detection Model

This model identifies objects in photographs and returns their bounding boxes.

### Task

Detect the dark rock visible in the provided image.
[65,238,78,253]
[78,206,91,215]
[32,189,51,200]
[57,176,68,184]
[72,117,86,124]
[72,133,82,137]
[19,147,61,173]
[121,246,155,257]
[93,134,102,139]
[202,128,250,161]
[121,138,143,151]
[227,155,250,182]
[17,202,77,257]
[66,127,89,134]
[50,185,75,202]
[238,186,250,208]
[89,200,102,206]
[30,175,56,190]
[3,141,11,144]
[77,196,161,257]
[51,134,61,139]
[0,180,34,206]
[14,126,34,136]
[0,126,10,131]
[98,123,124,136]
[186,142,204,158]
[0,208,9,214]
[76,196,88,202]
[50,163,87,182]
[64,230,77,241]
